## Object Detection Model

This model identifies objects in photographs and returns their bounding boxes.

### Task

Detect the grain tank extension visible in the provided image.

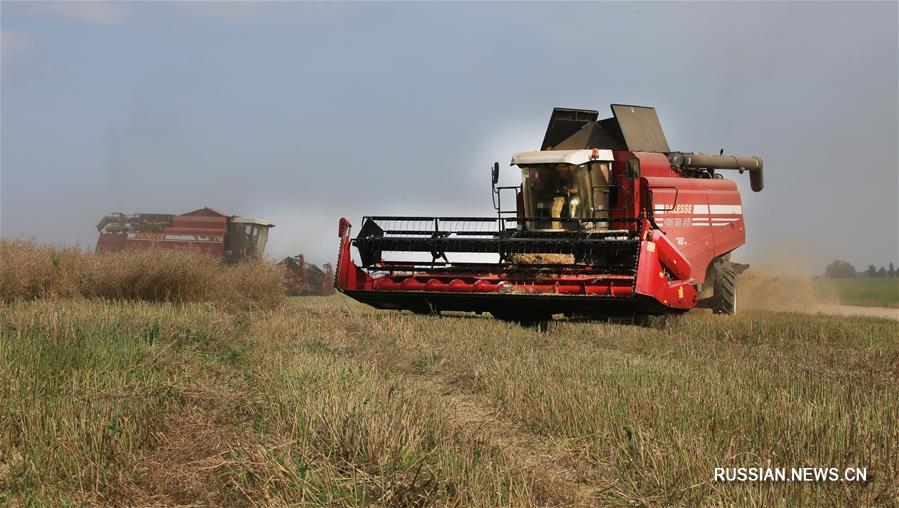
[335,105,764,322]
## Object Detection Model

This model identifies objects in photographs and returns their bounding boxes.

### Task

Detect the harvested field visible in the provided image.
[2,295,896,505]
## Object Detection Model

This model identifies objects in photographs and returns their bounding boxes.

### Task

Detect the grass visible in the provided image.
[2,296,896,505]
[813,277,899,308]
[0,239,284,311]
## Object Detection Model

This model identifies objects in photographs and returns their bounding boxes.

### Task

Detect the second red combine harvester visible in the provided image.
[96,207,334,296]
[96,207,274,262]
[336,105,764,324]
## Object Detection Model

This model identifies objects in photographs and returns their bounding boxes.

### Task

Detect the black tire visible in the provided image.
[712,262,737,315]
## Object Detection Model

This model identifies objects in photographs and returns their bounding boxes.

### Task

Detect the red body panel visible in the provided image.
[97,233,226,256]
[96,210,228,257]
[644,176,744,284]
[96,232,127,252]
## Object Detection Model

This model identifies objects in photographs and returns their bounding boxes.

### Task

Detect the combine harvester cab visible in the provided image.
[335,105,763,323]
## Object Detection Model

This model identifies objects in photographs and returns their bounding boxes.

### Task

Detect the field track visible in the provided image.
[807,304,898,321]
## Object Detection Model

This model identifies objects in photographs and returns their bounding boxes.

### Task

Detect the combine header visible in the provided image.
[280,254,335,296]
[335,105,763,323]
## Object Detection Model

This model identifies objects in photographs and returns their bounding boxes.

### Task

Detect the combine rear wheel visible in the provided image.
[711,262,737,315]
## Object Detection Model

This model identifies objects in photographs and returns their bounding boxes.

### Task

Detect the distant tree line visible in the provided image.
[825,260,898,278]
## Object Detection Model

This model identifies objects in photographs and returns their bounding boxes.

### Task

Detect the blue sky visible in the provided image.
[2,1,897,271]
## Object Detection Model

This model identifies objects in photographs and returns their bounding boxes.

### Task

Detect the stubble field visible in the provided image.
[2,293,896,506]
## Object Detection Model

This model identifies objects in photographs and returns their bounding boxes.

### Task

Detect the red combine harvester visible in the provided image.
[96,207,274,262]
[335,105,764,324]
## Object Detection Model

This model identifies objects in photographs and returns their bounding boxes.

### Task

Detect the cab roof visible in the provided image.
[511,149,614,166]
[230,217,275,227]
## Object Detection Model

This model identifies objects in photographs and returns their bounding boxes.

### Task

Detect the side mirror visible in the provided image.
[491,162,499,185]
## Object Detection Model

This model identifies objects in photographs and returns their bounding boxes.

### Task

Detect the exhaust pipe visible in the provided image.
[668,152,764,192]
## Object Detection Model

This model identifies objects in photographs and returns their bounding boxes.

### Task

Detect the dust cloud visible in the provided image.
[736,270,825,311]
[736,268,898,320]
